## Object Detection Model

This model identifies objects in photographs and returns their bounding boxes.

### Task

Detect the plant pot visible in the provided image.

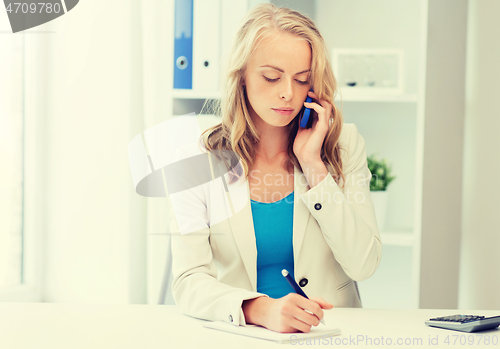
[370,190,388,232]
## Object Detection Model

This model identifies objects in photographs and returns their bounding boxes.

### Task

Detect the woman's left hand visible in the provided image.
[293,90,332,164]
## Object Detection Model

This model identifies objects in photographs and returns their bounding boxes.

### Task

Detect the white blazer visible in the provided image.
[170,123,382,326]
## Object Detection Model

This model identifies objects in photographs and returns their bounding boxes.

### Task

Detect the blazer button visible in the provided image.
[299,278,308,287]
[229,315,233,322]
[314,203,322,210]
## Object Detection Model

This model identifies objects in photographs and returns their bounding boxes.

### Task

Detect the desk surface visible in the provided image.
[0,303,499,348]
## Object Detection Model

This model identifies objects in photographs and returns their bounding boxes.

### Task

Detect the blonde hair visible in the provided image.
[200,3,346,187]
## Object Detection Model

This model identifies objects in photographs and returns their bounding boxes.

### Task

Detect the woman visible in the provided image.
[170,3,382,334]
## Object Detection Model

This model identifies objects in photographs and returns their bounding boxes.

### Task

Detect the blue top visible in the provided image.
[250,192,296,299]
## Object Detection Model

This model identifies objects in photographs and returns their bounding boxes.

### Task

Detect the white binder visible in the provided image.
[193,0,221,92]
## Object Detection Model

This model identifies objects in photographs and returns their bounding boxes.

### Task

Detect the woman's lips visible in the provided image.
[272,108,294,115]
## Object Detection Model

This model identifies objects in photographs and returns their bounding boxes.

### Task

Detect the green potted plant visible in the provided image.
[367,154,396,231]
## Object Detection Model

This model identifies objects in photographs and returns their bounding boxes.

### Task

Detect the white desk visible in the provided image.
[0,303,498,348]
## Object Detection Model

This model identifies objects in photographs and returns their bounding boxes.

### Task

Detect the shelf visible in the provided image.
[380,230,414,246]
[172,89,222,100]
[172,89,417,103]
[335,89,417,103]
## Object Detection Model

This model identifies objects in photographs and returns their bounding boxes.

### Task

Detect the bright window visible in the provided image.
[0,13,24,289]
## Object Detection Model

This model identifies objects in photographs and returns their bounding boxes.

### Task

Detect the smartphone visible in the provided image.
[299,88,314,128]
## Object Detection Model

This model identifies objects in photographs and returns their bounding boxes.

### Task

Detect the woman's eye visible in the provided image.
[264,76,279,82]
[263,76,308,85]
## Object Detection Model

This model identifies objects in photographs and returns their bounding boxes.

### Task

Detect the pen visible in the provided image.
[281,269,326,326]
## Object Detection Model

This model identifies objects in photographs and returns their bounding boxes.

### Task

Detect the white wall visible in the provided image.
[419,0,468,309]
[41,0,146,303]
[459,0,500,310]
[272,0,316,20]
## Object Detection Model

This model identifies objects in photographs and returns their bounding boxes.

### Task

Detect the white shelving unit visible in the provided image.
[312,0,429,309]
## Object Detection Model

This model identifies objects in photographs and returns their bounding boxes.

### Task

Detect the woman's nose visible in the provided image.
[279,80,294,101]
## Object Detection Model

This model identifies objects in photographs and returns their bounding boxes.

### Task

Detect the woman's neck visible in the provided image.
[253,122,293,162]
[254,134,288,162]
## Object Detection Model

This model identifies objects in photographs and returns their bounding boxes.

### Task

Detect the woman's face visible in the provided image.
[243,31,311,129]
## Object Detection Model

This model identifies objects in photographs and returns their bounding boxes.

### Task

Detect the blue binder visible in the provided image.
[174,0,193,89]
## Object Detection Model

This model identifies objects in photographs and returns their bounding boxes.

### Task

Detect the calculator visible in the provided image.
[425,315,500,333]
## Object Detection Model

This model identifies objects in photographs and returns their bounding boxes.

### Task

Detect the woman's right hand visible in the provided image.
[242,294,333,333]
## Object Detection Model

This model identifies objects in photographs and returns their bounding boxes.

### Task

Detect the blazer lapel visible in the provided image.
[226,173,258,291]
[224,165,312,292]
[292,165,311,269]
